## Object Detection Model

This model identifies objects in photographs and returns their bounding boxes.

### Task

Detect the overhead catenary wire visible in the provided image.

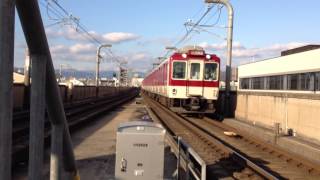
[157,5,207,63]
[44,2,63,20]
[192,25,226,40]
[161,4,217,58]
[160,3,228,62]
[174,5,215,48]
[184,5,226,40]
[202,4,223,27]
[41,0,125,66]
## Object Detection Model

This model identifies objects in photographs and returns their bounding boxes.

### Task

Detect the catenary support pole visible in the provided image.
[16,0,78,177]
[28,55,47,179]
[59,64,62,83]
[205,0,234,116]
[95,44,112,96]
[0,0,15,179]
[95,48,101,96]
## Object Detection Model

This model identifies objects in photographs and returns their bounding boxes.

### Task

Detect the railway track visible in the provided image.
[186,116,320,179]
[12,89,139,166]
[143,95,320,179]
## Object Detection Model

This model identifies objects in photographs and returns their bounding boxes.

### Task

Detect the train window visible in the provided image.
[240,78,249,89]
[172,61,186,79]
[190,63,201,80]
[204,63,217,80]
[288,74,298,90]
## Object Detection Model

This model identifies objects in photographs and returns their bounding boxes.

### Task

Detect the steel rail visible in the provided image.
[144,94,320,179]
[143,95,269,179]
[12,93,129,143]
[12,89,139,167]
[195,117,320,179]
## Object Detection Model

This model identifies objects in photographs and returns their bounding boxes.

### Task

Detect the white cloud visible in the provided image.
[47,43,155,72]
[131,53,148,61]
[51,45,69,54]
[49,44,96,64]
[46,27,140,44]
[118,51,155,72]
[137,37,174,47]
[199,41,307,59]
[48,41,309,71]
[102,32,140,43]
[69,43,95,54]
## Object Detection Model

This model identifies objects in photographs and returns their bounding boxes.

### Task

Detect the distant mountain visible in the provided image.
[14,67,146,79]
[59,70,145,79]
[59,70,114,79]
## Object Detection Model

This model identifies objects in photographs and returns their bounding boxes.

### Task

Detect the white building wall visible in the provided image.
[238,49,320,79]
[235,48,320,143]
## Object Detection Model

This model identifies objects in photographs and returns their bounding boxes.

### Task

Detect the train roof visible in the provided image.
[177,45,204,53]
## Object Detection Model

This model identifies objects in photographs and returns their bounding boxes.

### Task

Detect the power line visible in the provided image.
[192,25,226,40]
[160,3,228,61]
[44,2,63,20]
[202,4,223,26]
[161,5,216,58]
[50,0,69,16]
[175,5,214,47]
[42,0,125,66]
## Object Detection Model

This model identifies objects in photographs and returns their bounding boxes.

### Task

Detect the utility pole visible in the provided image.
[95,44,112,95]
[205,0,234,116]
[59,64,70,83]
[59,64,63,83]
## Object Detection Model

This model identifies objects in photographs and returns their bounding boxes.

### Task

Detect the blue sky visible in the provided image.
[14,0,320,73]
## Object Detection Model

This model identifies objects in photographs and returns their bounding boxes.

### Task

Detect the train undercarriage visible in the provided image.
[142,90,216,116]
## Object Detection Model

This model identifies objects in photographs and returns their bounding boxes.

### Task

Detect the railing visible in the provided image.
[178,137,206,180]
[0,1,79,179]
[166,134,206,180]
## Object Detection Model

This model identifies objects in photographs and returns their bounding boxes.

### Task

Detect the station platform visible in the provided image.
[223,118,320,165]
[13,99,177,180]
[62,99,176,180]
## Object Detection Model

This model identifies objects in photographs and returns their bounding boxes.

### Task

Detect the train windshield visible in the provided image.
[173,61,186,79]
[190,63,201,80]
[204,63,217,80]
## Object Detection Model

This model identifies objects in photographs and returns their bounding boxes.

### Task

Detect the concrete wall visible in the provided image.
[235,91,320,143]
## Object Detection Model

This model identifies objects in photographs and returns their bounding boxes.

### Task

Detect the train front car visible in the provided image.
[167,46,220,115]
[142,45,220,115]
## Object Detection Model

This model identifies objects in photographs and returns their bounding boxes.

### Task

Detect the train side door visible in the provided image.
[186,60,203,96]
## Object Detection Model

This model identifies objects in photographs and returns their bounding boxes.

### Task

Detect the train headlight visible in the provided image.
[172,88,177,95]
[206,54,211,60]
[182,53,187,58]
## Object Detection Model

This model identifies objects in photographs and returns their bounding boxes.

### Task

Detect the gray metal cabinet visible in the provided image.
[115,121,166,180]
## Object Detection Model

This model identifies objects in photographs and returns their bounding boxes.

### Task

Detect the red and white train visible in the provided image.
[142,46,220,115]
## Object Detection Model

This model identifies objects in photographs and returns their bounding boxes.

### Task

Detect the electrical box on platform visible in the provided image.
[115,121,166,180]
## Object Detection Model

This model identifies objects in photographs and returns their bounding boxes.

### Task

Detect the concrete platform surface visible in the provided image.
[13,100,176,180]
[64,100,176,180]
[69,101,146,179]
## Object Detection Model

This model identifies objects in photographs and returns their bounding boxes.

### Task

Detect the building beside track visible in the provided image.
[236,45,320,143]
